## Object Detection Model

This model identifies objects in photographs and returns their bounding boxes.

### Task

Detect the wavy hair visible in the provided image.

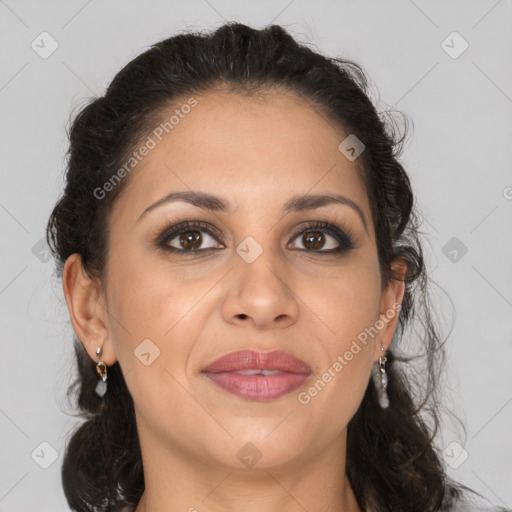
[47,22,495,512]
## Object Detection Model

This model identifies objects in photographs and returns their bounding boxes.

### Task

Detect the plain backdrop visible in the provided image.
[1,1,511,510]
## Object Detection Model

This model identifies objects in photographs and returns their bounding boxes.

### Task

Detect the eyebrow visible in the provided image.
[136,190,368,232]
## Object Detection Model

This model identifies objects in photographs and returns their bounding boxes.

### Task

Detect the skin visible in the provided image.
[62,88,406,512]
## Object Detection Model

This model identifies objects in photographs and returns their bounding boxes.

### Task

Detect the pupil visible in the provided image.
[180,231,202,250]
[304,231,324,250]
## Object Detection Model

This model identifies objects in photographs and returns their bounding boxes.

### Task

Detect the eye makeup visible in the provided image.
[153,216,357,256]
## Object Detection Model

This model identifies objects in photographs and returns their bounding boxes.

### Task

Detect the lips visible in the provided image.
[202,349,311,401]
[202,349,311,374]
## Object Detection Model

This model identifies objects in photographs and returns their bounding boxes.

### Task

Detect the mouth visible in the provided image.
[202,349,311,401]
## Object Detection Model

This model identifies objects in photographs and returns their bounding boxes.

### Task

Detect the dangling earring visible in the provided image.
[374,347,389,408]
[95,346,108,397]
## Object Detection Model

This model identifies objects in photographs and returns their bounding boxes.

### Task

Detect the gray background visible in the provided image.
[1,1,511,510]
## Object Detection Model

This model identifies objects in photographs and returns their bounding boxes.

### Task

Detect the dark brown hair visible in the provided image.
[46,22,500,512]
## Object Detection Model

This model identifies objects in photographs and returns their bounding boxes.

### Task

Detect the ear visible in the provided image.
[373,258,407,362]
[62,253,117,366]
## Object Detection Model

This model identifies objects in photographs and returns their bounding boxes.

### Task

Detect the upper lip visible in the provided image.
[202,349,311,374]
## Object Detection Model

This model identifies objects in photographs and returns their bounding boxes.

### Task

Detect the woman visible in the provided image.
[46,22,509,512]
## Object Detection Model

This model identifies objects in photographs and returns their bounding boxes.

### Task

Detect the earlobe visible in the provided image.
[62,253,117,366]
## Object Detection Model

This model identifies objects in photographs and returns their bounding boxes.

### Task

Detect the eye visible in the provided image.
[288,221,355,254]
[157,220,225,254]
[156,219,356,256]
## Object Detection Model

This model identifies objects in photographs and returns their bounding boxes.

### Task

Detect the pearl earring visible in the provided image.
[373,347,389,408]
[95,346,108,397]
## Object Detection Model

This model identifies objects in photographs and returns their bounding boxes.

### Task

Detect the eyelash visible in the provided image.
[156,219,356,256]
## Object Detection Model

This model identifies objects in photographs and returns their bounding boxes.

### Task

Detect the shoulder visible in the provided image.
[440,486,511,512]
[442,501,511,512]
[443,502,511,512]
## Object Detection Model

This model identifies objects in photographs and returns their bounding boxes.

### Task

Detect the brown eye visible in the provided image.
[158,221,224,254]
[289,221,355,254]
[166,229,221,253]
[177,230,203,250]
[156,220,355,256]
[301,231,327,250]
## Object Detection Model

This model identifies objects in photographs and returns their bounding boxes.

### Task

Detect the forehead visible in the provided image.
[112,88,370,227]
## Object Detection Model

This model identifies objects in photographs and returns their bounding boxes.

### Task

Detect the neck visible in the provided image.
[133,417,361,512]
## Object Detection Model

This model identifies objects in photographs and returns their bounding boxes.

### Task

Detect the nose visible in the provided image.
[221,251,300,330]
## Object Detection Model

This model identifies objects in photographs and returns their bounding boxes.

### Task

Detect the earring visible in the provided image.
[95,346,108,397]
[375,347,389,408]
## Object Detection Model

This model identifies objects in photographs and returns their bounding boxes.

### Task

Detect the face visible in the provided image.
[67,88,404,473]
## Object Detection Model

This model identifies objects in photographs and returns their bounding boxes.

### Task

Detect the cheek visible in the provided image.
[297,258,382,351]
[295,274,378,434]
[293,260,380,411]
[105,262,210,439]
[103,248,194,386]
[107,235,210,331]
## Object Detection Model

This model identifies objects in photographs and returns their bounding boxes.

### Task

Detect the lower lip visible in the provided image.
[203,371,310,401]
